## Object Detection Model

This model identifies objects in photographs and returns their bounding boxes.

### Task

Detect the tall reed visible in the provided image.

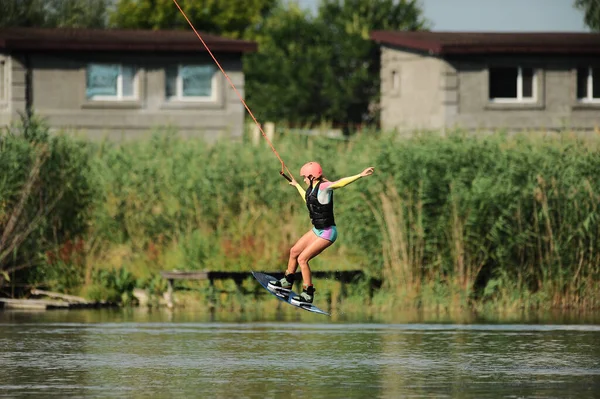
[0,115,96,291]
[74,128,600,309]
[2,120,599,310]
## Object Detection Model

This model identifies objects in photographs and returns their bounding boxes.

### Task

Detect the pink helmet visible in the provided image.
[300,162,323,179]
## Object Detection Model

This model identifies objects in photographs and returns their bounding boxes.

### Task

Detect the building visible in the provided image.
[370,31,600,132]
[0,28,257,140]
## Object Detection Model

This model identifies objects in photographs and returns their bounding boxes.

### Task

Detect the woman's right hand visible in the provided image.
[360,167,375,177]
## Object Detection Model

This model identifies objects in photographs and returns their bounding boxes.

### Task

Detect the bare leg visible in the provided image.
[286,230,319,275]
[297,237,334,286]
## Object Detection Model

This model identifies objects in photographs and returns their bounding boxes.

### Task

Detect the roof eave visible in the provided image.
[0,40,258,53]
[441,45,600,55]
[370,33,444,55]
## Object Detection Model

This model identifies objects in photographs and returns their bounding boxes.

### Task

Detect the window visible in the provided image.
[86,64,137,100]
[489,66,535,102]
[166,64,217,101]
[577,67,600,102]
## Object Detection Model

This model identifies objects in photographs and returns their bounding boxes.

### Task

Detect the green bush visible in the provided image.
[86,267,136,304]
[0,115,98,288]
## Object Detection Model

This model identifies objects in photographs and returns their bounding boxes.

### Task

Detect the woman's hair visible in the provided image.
[309,176,329,184]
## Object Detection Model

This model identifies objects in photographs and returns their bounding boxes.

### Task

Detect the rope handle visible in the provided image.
[280,172,292,182]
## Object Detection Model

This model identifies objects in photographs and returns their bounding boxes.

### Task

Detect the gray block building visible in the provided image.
[370,31,600,132]
[0,28,256,140]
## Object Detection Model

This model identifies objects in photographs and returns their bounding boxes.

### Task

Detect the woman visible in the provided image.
[268,162,375,305]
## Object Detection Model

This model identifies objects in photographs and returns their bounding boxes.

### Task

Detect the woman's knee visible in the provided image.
[289,245,302,259]
[297,254,311,266]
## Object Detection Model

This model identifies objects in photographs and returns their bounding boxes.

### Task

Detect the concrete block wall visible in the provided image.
[379,49,600,132]
[0,51,247,140]
[380,46,446,132]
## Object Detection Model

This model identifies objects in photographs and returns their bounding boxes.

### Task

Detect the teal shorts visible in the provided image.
[312,226,338,243]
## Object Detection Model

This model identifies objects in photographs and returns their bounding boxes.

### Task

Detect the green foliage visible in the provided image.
[45,0,111,28]
[138,273,169,296]
[245,0,428,127]
[2,120,600,310]
[0,116,98,287]
[35,258,86,294]
[245,5,333,125]
[574,0,600,31]
[109,0,277,38]
[82,267,136,304]
[0,0,46,27]
[89,131,289,247]
[85,128,600,310]
[0,0,111,28]
[316,0,428,126]
[92,267,137,303]
[358,131,600,308]
[82,284,120,304]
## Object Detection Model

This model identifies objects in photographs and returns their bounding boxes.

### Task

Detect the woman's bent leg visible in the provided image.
[297,237,334,286]
[286,230,319,275]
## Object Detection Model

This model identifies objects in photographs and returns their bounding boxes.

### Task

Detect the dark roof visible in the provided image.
[0,28,257,53]
[370,31,600,55]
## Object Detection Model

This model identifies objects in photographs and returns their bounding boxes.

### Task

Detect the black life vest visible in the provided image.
[305,180,335,229]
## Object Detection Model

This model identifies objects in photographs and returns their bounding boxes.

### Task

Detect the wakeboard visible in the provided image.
[252,271,330,316]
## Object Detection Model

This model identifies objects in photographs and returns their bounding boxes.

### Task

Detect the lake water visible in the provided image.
[1,309,599,398]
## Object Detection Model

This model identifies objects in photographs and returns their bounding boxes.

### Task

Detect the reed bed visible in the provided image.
[2,119,599,311]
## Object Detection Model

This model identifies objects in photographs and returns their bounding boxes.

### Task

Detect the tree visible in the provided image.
[109,0,278,39]
[0,0,47,28]
[316,0,427,128]
[0,0,112,28]
[245,5,336,125]
[245,0,428,128]
[45,0,112,29]
[574,0,600,31]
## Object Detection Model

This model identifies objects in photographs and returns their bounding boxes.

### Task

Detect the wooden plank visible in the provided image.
[160,271,209,280]
[160,270,365,283]
[160,270,363,282]
[0,298,69,310]
[30,289,89,304]
[157,269,373,309]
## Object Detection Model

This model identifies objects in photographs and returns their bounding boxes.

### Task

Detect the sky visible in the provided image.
[295,0,589,32]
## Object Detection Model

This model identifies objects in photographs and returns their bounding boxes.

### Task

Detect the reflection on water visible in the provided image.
[1,309,599,398]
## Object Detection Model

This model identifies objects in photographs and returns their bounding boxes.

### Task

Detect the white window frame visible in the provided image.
[166,64,218,102]
[577,67,600,103]
[86,64,138,101]
[489,66,537,103]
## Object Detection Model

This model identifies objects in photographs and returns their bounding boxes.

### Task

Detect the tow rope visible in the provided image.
[171,0,293,182]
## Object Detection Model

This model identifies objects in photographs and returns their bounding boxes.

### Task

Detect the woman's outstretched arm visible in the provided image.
[323,167,375,190]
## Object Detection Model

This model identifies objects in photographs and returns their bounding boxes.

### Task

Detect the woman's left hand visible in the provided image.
[360,167,375,177]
